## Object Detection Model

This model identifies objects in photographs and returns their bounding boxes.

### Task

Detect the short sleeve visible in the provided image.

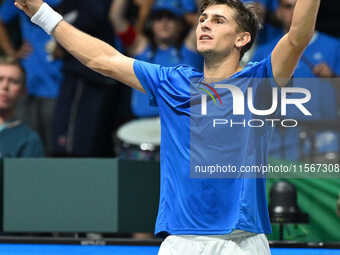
[0,0,19,23]
[247,54,274,79]
[133,60,172,106]
[250,53,293,89]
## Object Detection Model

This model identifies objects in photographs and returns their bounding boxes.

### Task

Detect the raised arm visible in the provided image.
[271,0,321,86]
[133,0,155,34]
[14,0,145,92]
[0,18,16,56]
[109,0,148,56]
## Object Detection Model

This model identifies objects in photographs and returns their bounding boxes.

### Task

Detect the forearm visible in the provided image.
[0,19,16,55]
[14,0,143,91]
[109,0,129,33]
[52,21,120,77]
[288,0,321,48]
[135,0,155,33]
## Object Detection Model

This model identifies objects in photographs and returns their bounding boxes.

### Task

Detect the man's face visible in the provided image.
[196,4,241,57]
[277,0,297,30]
[152,14,179,43]
[0,64,25,113]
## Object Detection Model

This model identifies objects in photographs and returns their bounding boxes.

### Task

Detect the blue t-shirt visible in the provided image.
[0,121,44,157]
[133,55,277,237]
[252,32,340,159]
[0,0,63,98]
[132,45,203,117]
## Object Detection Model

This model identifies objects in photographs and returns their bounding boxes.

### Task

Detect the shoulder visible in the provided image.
[13,124,42,144]
[169,64,202,79]
[252,35,282,62]
[241,55,272,78]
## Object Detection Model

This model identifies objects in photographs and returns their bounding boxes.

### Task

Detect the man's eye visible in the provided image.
[9,79,20,85]
[215,20,223,24]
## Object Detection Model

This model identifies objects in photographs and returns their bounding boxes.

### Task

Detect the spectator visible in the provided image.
[139,0,199,27]
[51,0,130,157]
[0,56,44,157]
[251,0,340,160]
[242,0,282,45]
[0,0,63,155]
[110,0,203,117]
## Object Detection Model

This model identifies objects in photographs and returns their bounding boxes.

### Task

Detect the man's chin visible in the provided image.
[198,48,215,57]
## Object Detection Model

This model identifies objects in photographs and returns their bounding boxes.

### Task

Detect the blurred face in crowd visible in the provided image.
[277,0,297,31]
[196,4,247,58]
[151,11,181,45]
[0,64,25,114]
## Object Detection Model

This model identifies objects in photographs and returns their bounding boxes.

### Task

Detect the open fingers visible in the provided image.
[15,0,27,7]
[14,2,25,11]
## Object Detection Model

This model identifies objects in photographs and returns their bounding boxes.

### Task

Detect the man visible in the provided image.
[14,0,320,254]
[0,0,62,155]
[252,0,340,160]
[0,56,44,157]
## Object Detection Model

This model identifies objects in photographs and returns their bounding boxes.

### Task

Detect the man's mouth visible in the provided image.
[200,34,213,41]
[0,95,8,101]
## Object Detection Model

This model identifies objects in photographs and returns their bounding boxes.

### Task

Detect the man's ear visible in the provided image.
[235,31,251,49]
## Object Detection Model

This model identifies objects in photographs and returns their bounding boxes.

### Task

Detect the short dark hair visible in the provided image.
[0,56,26,85]
[199,0,263,60]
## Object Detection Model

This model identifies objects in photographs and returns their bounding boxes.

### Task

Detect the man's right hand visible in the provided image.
[14,0,43,18]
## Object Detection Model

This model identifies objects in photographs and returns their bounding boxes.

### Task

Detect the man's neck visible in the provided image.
[155,38,175,50]
[0,111,15,126]
[203,53,243,81]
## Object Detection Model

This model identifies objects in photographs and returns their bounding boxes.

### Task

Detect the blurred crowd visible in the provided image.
[0,0,339,162]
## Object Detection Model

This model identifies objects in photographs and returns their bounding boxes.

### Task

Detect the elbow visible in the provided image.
[287,27,314,50]
[87,55,117,78]
[87,57,109,77]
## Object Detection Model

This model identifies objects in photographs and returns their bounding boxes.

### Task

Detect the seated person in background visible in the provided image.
[0,56,44,157]
[110,0,203,118]
[0,0,63,155]
[251,0,340,160]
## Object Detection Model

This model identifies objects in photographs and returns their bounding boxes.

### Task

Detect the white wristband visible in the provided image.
[31,3,63,35]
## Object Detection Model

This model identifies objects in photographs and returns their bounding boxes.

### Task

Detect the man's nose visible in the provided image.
[201,20,212,32]
[0,79,10,90]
